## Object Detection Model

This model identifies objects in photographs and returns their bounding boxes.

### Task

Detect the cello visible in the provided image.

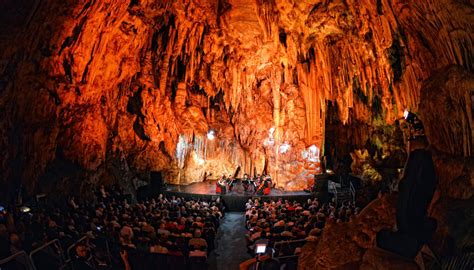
[256,176,272,195]
[216,175,227,194]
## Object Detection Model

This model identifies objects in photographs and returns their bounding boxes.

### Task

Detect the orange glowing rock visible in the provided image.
[0,0,472,196]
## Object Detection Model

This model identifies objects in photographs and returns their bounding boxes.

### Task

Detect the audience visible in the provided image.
[0,188,223,270]
[244,197,358,261]
[72,243,94,270]
[0,184,358,270]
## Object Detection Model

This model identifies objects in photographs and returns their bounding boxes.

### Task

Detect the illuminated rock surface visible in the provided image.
[299,65,474,269]
[0,0,472,267]
[299,194,398,269]
[0,0,472,198]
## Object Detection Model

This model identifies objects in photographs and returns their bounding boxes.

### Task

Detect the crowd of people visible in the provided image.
[0,187,224,270]
[1,181,361,270]
[240,198,359,269]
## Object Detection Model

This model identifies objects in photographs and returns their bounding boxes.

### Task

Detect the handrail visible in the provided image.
[273,254,300,260]
[349,181,356,203]
[29,239,65,270]
[0,251,34,270]
[272,239,307,258]
[105,237,112,263]
[329,181,338,205]
[273,239,306,247]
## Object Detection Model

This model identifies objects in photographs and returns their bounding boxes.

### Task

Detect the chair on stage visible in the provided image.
[263,180,271,195]
[263,187,271,195]
[243,180,250,192]
[216,184,227,194]
[255,178,271,195]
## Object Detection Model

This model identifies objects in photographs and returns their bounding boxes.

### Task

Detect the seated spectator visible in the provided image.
[7,232,30,268]
[94,249,111,270]
[167,243,184,256]
[202,222,216,251]
[119,226,135,249]
[149,238,168,254]
[188,230,208,250]
[157,222,170,237]
[189,245,207,258]
[0,224,10,259]
[9,232,23,255]
[72,243,94,270]
[244,198,359,260]
[0,186,224,270]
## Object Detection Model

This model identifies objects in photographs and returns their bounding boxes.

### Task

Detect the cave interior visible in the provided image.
[0,0,473,268]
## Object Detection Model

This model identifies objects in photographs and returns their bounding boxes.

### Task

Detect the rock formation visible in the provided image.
[299,194,398,269]
[0,0,472,199]
[299,66,474,269]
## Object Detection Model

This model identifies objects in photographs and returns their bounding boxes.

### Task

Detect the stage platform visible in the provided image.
[163,181,314,211]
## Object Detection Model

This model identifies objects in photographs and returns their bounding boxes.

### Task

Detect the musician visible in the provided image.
[216,175,227,194]
[263,176,272,195]
[249,175,256,192]
[228,175,235,192]
[243,173,250,192]
[252,174,260,194]
[255,181,264,195]
[255,175,272,195]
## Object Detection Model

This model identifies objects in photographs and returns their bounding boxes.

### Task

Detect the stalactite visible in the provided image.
[0,0,472,192]
[175,134,188,169]
[159,26,176,96]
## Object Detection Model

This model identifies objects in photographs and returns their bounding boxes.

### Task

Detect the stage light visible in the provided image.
[403,109,416,124]
[197,158,205,165]
[207,130,215,140]
[264,138,274,146]
[279,142,290,153]
[175,135,188,168]
[302,144,320,162]
[193,152,205,165]
[20,206,31,213]
[403,109,425,139]
[264,127,275,147]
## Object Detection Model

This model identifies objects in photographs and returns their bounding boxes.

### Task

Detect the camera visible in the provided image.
[255,243,267,254]
[20,206,31,213]
[403,109,425,140]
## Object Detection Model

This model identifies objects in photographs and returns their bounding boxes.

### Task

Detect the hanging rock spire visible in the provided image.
[0,0,472,194]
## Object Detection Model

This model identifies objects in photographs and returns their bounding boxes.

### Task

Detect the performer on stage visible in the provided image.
[255,175,272,195]
[263,175,272,195]
[216,175,227,194]
[228,174,236,192]
[242,173,251,192]
[253,174,262,191]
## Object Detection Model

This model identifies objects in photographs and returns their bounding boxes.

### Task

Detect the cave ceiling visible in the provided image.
[0,0,472,194]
